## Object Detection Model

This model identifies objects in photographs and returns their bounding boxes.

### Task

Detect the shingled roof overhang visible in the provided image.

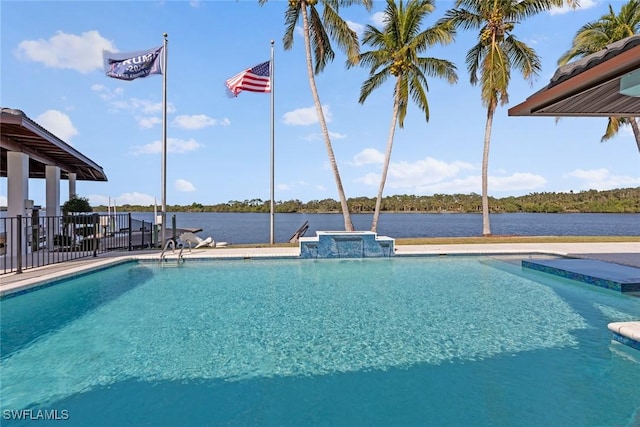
[0,108,107,181]
[508,35,640,118]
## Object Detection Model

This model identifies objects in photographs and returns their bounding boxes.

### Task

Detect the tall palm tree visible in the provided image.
[352,0,457,233]
[558,0,640,153]
[441,0,578,236]
[260,0,373,231]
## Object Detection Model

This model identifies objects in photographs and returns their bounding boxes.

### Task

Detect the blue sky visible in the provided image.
[1,0,639,208]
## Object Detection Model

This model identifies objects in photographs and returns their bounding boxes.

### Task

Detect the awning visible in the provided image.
[508,35,640,118]
[0,108,107,181]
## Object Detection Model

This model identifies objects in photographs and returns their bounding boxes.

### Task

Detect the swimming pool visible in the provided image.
[1,257,639,426]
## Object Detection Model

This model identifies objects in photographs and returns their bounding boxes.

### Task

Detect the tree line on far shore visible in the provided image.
[93,187,640,214]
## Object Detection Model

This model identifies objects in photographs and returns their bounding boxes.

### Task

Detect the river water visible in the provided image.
[125,212,640,245]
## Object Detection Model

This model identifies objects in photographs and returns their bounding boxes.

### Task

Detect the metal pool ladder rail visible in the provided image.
[159,239,185,265]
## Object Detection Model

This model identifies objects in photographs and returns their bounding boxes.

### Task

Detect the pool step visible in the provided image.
[522,258,640,293]
[158,257,184,267]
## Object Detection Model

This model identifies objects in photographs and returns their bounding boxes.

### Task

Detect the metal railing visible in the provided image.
[0,213,155,275]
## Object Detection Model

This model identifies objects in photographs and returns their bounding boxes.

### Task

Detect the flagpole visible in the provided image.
[161,33,168,248]
[269,40,275,245]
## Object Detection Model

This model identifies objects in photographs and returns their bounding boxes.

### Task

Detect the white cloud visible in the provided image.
[346,20,365,37]
[138,117,162,129]
[92,84,123,101]
[303,131,347,141]
[351,148,385,166]
[172,114,230,130]
[0,195,7,207]
[89,192,156,206]
[36,110,78,143]
[277,180,311,192]
[96,93,177,129]
[105,97,177,127]
[122,98,173,115]
[356,172,381,187]
[424,176,480,194]
[94,86,177,118]
[384,158,475,189]
[175,179,196,192]
[355,157,473,189]
[397,172,545,195]
[131,137,203,155]
[15,30,115,73]
[283,105,332,126]
[490,173,547,191]
[371,11,386,28]
[549,0,598,15]
[566,168,640,189]
[568,168,609,181]
[354,156,546,195]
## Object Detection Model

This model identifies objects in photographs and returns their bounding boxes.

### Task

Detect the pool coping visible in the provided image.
[1,242,639,351]
[2,241,638,296]
[608,322,640,351]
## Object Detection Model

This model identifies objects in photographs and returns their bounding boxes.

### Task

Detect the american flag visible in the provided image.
[226,60,271,96]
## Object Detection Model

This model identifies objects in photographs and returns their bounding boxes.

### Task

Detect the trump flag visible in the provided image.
[103,46,164,81]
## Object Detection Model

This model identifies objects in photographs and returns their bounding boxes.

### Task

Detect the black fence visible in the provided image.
[1,213,154,275]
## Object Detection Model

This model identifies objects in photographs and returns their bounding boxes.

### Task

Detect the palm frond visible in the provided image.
[416,57,458,84]
[555,0,639,143]
[465,42,484,85]
[283,3,301,51]
[439,8,483,32]
[361,24,384,48]
[602,117,623,142]
[413,18,456,52]
[503,35,541,82]
[326,0,373,11]
[559,0,640,64]
[396,75,410,127]
[358,68,391,103]
[322,1,360,65]
[308,5,335,74]
[408,72,430,124]
[513,0,567,20]
[480,42,510,107]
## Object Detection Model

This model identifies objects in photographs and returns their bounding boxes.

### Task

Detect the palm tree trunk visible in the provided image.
[300,3,354,231]
[482,105,495,236]
[631,117,640,154]
[371,81,400,233]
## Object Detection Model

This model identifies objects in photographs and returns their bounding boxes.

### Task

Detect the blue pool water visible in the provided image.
[1,257,639,426]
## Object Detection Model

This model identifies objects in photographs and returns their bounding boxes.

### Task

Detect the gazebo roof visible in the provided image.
[0,108,107,181]
[508,35,640,117]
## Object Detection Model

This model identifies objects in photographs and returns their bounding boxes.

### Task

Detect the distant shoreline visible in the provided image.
[2,187,638,213]
[95,188,640,214]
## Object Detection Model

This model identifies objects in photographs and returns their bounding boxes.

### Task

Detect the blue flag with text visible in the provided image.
[103,46,164,81]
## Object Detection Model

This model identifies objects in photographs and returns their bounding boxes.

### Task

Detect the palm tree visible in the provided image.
[441,0,578,236]
[259,0,373,231]
[352,0,457,233]
[558,0,640,153]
